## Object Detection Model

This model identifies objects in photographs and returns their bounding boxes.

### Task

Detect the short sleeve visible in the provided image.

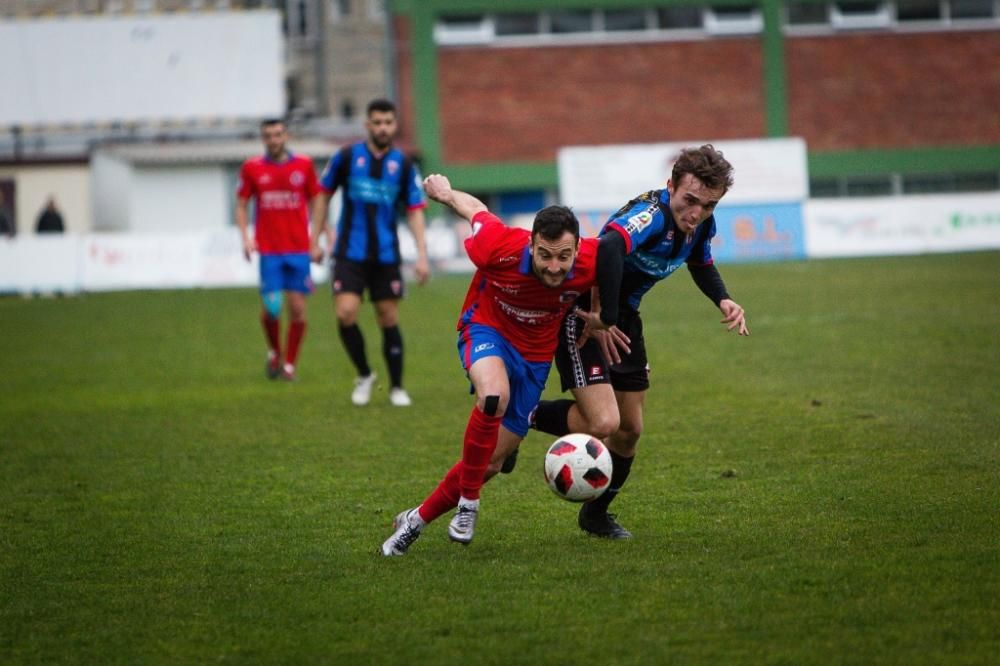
[464,211,509,267]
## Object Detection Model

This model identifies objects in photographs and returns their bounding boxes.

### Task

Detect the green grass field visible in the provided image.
[2,251,998,664]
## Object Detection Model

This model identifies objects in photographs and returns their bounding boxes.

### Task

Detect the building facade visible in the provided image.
[388,0,1000,200]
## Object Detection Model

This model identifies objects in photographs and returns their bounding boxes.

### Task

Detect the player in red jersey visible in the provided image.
[380,174,629,556]
[235,119,323,381]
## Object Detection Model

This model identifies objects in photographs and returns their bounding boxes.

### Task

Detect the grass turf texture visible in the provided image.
[1,251,997,664]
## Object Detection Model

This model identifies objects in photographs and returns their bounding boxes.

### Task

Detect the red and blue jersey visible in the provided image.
[603,189,717,311]
[319,142,427,265]
[237,152,320,255]
[457,211,599,363]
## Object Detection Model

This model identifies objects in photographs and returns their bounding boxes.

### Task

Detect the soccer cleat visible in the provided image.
[389,387,412,407]
[578,505,632,540]
[500,446,519,474]
[266,351,281,379]
[447,503,479,545]
[351,373,376,406]
[280,363,296,381]
[380,508,422,557]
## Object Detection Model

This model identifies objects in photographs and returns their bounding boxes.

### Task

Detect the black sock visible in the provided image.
[382,325,404,388]
[338,323,371,377]
[587,451,634,514]
[532,399,575,436]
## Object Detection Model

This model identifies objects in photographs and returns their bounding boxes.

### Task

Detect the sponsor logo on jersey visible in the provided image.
[289,171,305,186]
[387,160,399,175]
[495,298,555,325]
[474,342,495,353]
[356,156,366,168]
[624,208,655,235]
[589,365,605,379]
[494,282,520,295]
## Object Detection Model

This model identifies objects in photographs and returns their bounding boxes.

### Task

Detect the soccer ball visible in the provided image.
[543,433,613,502]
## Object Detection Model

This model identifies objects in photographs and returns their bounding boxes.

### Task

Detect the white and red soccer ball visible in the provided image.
[543,433,613,502]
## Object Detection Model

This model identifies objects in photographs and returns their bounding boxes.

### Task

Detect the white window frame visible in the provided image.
[434,15,495,45]
[830,1,893,29]
[704,5,765,34]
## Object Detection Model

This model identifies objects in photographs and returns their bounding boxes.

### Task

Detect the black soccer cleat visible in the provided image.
[500,446,519,474]
[578,505,632,540]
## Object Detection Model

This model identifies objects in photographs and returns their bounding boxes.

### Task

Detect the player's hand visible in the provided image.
[719,298,749,336]
[577,308,630,365]
[413,256,431,285]
[242,237,256,262]
[423,174,453,205]
[310,241,325,264]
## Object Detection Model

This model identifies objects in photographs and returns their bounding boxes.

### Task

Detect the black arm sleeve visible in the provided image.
[596,231,627,327]
[688,262,730,307]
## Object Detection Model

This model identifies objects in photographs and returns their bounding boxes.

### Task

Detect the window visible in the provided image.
[950,0,994,18]
[706,5,765,35]
[434,14,492,45]
[844,175,894,196]
[656,6,704,29]
[603,8,649,32]
[896,0,941,20]
[549,10,594,33]
[787,1,831,24]
[831,1,892,29]
[809,178,843,198]
[496,12,539,36]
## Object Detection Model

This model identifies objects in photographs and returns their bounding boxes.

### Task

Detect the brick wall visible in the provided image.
[435,39,765,164]
[787,31,1000,151]
[394,24,999,166]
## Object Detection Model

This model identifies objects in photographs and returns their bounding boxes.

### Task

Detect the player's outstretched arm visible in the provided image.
[423,174,488,223]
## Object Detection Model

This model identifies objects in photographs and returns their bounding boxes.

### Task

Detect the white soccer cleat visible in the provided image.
[380,508,422,557]
[447,501,479,545]
[351,373,376,406]
[389,387,412,407]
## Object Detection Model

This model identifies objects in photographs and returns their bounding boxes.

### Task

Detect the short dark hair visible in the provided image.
[366,98,397,116]
[532,205,580,242]
[260,118,285,129]
[671,144,734,193]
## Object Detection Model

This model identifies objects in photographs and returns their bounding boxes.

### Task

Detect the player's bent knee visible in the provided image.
[482,394,501,417]
[589,412,621,441]
[262,291,283,319]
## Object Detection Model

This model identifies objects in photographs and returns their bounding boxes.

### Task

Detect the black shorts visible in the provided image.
[553,309,649,393]
[331,259,405,302]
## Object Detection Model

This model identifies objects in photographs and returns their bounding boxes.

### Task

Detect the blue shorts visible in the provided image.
[259,253,313,294]
[457,324,552,438]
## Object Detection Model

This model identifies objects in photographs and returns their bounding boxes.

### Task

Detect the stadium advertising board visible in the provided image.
[805,194,1000,258]
[558,138,808,263]
[0,12,283,126]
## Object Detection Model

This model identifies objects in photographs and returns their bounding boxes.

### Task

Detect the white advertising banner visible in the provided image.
[804,194,1000,258]
[0,235,80,293]
[81,230,257,291]
[558,138,808,209]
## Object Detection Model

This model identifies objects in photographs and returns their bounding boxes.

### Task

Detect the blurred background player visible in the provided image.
[235,118,322,381]
[515,145,750,539]
[311,99,430,407]
[380,173,628,556]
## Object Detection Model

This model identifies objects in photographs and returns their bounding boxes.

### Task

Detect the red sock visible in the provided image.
[417,461,462,523]
[285,320,306,366]
[458,406,502,500]
[261,313,281,356]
